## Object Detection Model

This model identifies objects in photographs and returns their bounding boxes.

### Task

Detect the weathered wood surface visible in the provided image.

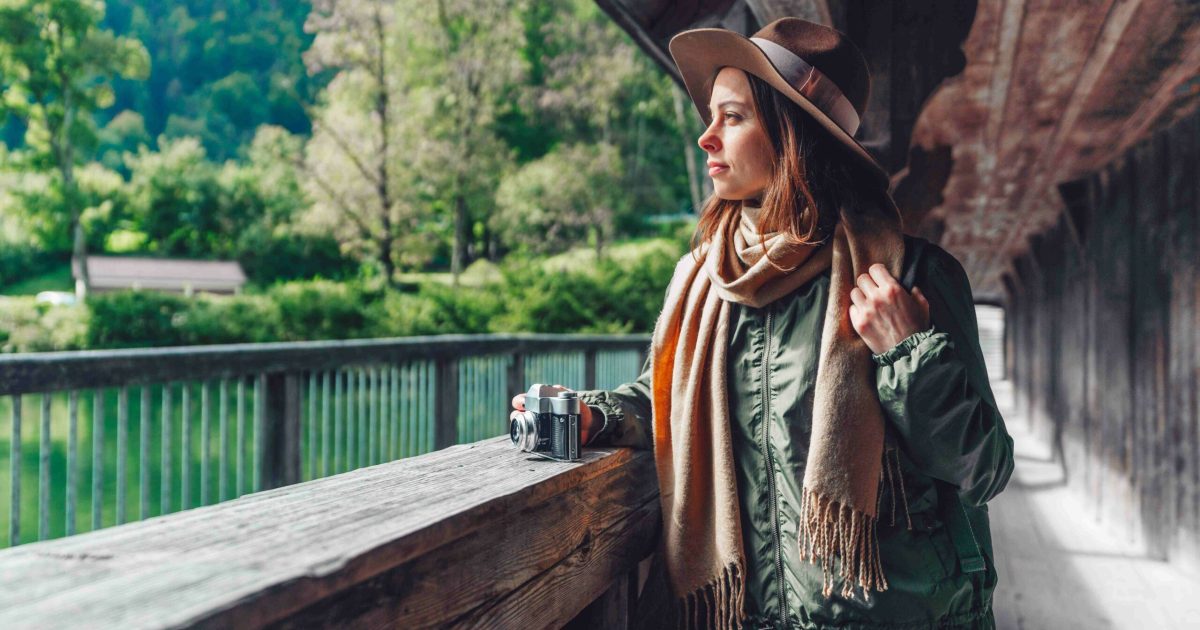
[990,380,1200,629]
[0,334,650,396]
[915,0,1200,300]
[1005,104,1200,572]
[0,438,661,629]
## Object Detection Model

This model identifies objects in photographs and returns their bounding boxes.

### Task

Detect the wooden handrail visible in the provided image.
[0,438,660,628]
[0,334,650,396]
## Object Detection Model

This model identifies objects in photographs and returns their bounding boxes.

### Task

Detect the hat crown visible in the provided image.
[752,18,870,117]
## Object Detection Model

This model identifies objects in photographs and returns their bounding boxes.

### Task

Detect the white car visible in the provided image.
[35,291,77,305]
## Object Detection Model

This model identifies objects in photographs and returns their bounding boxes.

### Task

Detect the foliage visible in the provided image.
[0,0,150,293]
[0,297,89,352]
[0,240,684,352]
[492,143,623,255]
[99,0,319,160]
[85,289,188,348]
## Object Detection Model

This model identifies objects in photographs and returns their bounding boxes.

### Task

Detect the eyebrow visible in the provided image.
[709,99,749,111]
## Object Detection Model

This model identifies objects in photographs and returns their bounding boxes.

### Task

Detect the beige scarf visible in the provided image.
[648,200,907,629]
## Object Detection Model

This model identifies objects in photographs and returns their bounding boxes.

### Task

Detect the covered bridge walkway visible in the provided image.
[2,1,1200,628]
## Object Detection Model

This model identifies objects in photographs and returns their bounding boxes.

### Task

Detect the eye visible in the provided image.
[724,111,742,122]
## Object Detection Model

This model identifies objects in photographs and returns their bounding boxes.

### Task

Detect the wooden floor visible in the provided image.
[989,380,1200,630]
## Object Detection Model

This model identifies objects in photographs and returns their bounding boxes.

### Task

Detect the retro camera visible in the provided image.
[509,384,581,461]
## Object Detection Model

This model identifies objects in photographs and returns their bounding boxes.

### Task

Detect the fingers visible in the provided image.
[867,263,901,295]
[855,271,877,296]
[912,286,929,310]
[850,287,866,306]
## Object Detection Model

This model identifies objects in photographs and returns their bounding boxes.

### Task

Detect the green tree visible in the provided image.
[302,0,426,285]
[492,143,624,256]
[0,0,148,296]
[415,0,527,284]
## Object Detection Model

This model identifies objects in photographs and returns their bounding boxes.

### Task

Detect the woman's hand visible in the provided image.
[848,263,931,355]
[510,384,599,445]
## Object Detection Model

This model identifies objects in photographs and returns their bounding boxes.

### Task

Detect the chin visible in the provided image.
[712,185,751,201]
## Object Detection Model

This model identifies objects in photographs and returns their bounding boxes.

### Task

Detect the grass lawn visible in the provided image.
[0,263,73,296]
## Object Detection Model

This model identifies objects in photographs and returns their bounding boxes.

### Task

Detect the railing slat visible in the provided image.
[219,379,228,503]
[38,394,49,540]
[322,371,331,477]
[405,363,415,458]
[379,366,388,463]
[93,389,104,530]
[117,386,128,524]
[335,370,343,474]
[201,381,211,506]
[345,372,352,468]
[253,375,263,493]
[369,366,377,466]
[161,383,172,515]
[308,372,317,480]
[8,395,20,546]
[140,386,150,520]
[67,390,78,535]
[389,366,398,460]
[181,384,190,511]
[236,379,245,498]
[359,368,367,468]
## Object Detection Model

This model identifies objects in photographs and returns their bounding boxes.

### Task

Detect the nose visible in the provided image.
[698,117,721,153]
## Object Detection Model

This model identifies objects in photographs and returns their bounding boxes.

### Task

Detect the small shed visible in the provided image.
[73,256,247,296]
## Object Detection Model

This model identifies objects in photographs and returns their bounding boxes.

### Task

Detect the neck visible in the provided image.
[741,200,764,231]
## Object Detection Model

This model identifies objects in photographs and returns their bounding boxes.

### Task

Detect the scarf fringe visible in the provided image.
[797,488,887,600]
[672,561,747,630]
[797,447,915,601]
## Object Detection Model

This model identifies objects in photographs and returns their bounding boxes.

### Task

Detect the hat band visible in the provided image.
[750,37,861,136]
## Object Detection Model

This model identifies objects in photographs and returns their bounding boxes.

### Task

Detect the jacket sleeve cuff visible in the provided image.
[872,327,938,367]
[577,390,624,446]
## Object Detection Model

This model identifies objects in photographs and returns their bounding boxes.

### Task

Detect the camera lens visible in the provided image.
[509,411,540,452]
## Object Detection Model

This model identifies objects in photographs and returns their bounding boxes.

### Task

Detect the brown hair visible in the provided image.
[691,70,889,256]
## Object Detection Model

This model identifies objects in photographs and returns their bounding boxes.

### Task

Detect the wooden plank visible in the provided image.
[0,335,649,397]
[261,374,302,491]
[9,396,20,546]
[435,358,459,450]
[0,439,659,629]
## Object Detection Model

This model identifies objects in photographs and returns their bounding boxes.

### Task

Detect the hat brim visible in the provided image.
[668,28,890,191]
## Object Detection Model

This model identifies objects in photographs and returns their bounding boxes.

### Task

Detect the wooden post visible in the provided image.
[435,358,459,449]
[565,570,636,630]
[584,349,597,390]
[262,373,302,490]
[507,353,525,400]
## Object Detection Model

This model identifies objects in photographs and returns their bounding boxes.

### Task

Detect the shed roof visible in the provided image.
[74,256,246,291]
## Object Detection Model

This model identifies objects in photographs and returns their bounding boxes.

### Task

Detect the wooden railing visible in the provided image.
[0,334,649,549]
[0,436,661,628]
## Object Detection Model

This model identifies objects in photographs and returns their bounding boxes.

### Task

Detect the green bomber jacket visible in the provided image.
[578,237,1014,629]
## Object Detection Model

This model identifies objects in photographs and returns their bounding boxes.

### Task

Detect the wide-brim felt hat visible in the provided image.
[669,17,889,190]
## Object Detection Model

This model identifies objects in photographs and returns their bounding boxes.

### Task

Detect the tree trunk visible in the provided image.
[61,148,89,299]
[452,193,468,286]
[672,87,704,214]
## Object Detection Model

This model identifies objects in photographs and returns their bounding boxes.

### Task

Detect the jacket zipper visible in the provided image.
[760,308,789,627]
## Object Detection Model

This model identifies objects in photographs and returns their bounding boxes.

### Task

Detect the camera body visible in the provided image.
[510,384,581,461]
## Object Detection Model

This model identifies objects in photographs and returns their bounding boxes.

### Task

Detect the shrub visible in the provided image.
[175,295,279,345]
[0,298,88,353]
[267,279,376,341]
[86,291,190,348]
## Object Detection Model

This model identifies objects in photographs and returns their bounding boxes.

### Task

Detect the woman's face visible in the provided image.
[697,67,775,203]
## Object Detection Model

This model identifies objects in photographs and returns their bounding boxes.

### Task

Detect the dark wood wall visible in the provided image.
[1004,105,1199,567]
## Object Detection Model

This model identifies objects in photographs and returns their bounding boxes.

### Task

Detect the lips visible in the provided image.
[707,161,728,176]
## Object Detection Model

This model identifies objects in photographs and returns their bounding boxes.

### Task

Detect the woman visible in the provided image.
[511,18,1013,630]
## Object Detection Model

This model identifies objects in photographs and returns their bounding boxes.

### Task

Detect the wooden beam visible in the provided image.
[0,334,649,397]
[0,440,660,628]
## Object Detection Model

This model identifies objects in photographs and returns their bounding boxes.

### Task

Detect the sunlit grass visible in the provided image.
[1,263,73,296]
